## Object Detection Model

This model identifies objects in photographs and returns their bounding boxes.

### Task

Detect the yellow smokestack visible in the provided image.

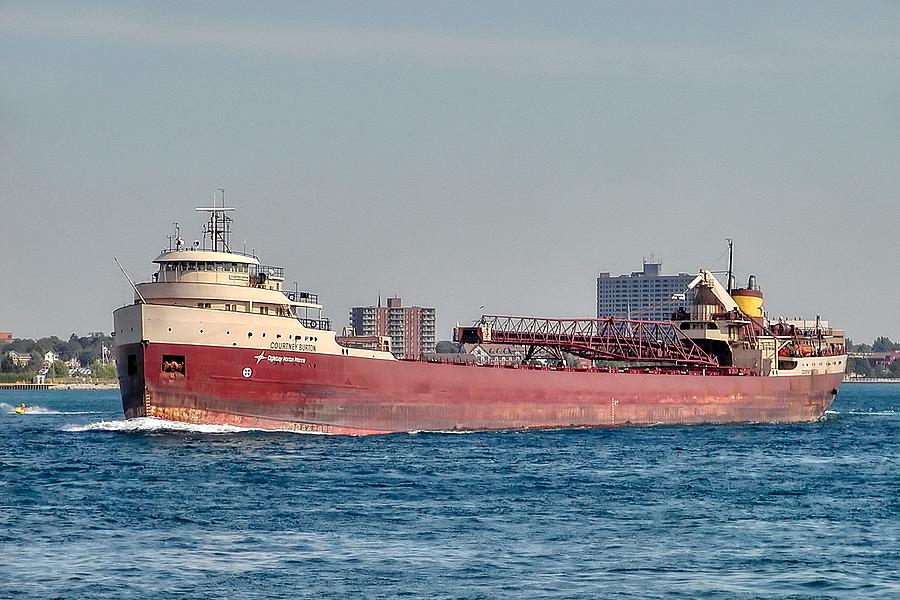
[731,274,764,317]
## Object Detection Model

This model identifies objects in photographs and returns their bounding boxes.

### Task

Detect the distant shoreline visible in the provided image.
[0,382,118,390]
[843,378,900,384]
[51,382,119,390]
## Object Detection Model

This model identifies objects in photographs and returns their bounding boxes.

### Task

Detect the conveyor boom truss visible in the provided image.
[468,315,719,367]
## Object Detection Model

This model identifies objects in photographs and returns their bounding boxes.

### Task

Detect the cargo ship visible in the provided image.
[113,205,847,434]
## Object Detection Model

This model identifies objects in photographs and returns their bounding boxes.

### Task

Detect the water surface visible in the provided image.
[1,385,897,598]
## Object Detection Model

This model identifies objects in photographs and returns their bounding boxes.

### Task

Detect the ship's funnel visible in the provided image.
[732,275,764,317]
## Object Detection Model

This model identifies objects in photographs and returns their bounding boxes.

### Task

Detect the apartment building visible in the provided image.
[349,296,436,359]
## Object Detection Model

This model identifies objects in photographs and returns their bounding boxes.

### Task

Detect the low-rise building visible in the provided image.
[850,350,900,369]
[6,350,31,367]
[464,343,526,365]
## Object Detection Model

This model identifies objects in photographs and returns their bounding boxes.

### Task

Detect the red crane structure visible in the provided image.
[455,315,720,367]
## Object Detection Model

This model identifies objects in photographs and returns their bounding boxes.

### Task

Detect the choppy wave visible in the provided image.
[68,420,483,436]
[61,417,335,435]
[406,429,477,435]
[62,417,258,434]
[826,409,897,417]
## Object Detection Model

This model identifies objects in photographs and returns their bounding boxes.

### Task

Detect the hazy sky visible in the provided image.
[1,1,898,344]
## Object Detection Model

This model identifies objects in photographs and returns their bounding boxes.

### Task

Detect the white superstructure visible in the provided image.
[114,206,396,361]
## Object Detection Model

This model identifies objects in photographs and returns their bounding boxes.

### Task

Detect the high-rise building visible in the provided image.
[596,261,696,321]
[349,297,436,359]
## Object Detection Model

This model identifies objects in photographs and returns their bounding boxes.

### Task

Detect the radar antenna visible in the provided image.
[196,188,235,252]
[169,222,184,250]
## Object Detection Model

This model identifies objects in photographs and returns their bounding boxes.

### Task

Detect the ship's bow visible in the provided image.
[116,342,147,418]
[114,304,148,419]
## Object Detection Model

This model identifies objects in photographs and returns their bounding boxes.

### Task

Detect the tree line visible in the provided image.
[846,336,900,353]
[846,336,900,378]
[0,333,116,381]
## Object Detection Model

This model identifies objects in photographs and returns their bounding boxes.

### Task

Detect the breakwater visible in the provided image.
[0,383,50,390]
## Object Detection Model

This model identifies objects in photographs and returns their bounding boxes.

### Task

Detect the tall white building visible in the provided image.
[596,261,696,321]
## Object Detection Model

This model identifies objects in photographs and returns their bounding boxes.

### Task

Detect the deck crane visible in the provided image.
[672,269,740,313]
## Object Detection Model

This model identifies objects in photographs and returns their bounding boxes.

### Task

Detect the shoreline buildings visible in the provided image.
[349,297,436,359]
[596,260,696,321]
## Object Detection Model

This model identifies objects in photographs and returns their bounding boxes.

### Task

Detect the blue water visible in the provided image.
[1,386,898,599]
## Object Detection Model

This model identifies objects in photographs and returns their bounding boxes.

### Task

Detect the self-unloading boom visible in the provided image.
[455,315,720,366]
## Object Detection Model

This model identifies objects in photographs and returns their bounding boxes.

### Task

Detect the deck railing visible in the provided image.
[299,317,332,331]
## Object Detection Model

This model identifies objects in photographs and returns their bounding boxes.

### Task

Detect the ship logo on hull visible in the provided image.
[253,350,308,365]
[242,367,253,378]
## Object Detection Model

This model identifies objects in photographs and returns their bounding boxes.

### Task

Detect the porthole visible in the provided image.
[248,332,253,337]
[262,333,266,338]
[168,327,172,332]
[199,329,204,334]
[276,334,282,339]
[226,331,230,335]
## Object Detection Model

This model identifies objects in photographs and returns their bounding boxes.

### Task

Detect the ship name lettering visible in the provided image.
[270,341,316,352]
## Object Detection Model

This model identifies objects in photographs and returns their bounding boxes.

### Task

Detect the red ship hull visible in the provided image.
[117,342,842,434]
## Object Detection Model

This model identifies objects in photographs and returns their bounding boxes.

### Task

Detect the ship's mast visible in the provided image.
[196,189,235,252]
[726,238,734,295]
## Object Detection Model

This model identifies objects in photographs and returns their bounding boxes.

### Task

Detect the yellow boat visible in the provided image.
[14,404,26,415]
